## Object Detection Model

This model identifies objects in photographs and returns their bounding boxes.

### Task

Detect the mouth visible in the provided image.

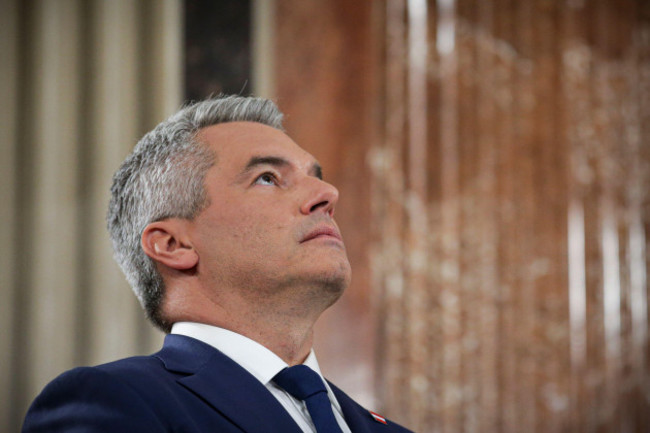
[301,225,343,244]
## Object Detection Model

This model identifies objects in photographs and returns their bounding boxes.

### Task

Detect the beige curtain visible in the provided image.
[0,1,181,430]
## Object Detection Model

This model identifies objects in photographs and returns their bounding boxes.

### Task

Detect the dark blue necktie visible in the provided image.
[273,365,344,433]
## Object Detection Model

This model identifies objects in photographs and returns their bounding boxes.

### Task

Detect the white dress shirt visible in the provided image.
[171,322,352,433]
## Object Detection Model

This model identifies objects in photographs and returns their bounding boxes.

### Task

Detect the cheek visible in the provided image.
[217,209,293,250]
[195,197,298,260]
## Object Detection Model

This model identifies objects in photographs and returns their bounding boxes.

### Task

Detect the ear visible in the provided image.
[141,220,198,270]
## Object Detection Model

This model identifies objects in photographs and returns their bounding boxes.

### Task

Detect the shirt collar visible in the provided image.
[171,322,320,386]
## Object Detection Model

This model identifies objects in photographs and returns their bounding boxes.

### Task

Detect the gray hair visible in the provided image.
[107,95,284,332]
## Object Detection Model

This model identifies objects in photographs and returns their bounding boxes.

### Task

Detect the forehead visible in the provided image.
[196,121,315,169]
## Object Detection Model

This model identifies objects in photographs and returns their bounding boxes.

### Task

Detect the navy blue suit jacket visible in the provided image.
[23,334,413,432]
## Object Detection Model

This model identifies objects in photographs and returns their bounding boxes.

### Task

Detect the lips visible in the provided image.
[301,224,343,243]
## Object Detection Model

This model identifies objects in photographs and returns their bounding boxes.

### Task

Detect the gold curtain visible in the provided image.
[272,0,650,431]
[0,1,181,430]
[371,0,650,432]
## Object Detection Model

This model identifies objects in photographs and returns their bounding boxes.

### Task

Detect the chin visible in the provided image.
[312,262,351,302]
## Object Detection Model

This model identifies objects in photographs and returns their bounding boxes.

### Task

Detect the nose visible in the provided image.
[299,177,339,217]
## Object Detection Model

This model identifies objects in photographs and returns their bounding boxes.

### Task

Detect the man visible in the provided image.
[23,96,413,432]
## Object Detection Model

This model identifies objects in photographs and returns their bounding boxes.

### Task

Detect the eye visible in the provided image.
[253,172,278,186]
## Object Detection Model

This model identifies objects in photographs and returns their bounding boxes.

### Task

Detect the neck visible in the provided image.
[163,283,323,365]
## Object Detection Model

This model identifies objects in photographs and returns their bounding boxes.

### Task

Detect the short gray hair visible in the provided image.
[107,95,284,332]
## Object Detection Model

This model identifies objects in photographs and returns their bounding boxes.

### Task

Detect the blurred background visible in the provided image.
[1,0,649,432]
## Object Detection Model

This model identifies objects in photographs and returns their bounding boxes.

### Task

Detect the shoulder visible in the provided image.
[23,357,170,433]
[328,382,415,433]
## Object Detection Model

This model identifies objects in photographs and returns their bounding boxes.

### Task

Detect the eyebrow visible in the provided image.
[240,155,323,180]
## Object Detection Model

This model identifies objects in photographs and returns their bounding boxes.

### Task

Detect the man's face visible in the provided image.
[188,121,351,308]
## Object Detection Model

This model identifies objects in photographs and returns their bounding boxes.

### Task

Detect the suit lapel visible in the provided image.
[156,334,302,433]
[329,382,377,433]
